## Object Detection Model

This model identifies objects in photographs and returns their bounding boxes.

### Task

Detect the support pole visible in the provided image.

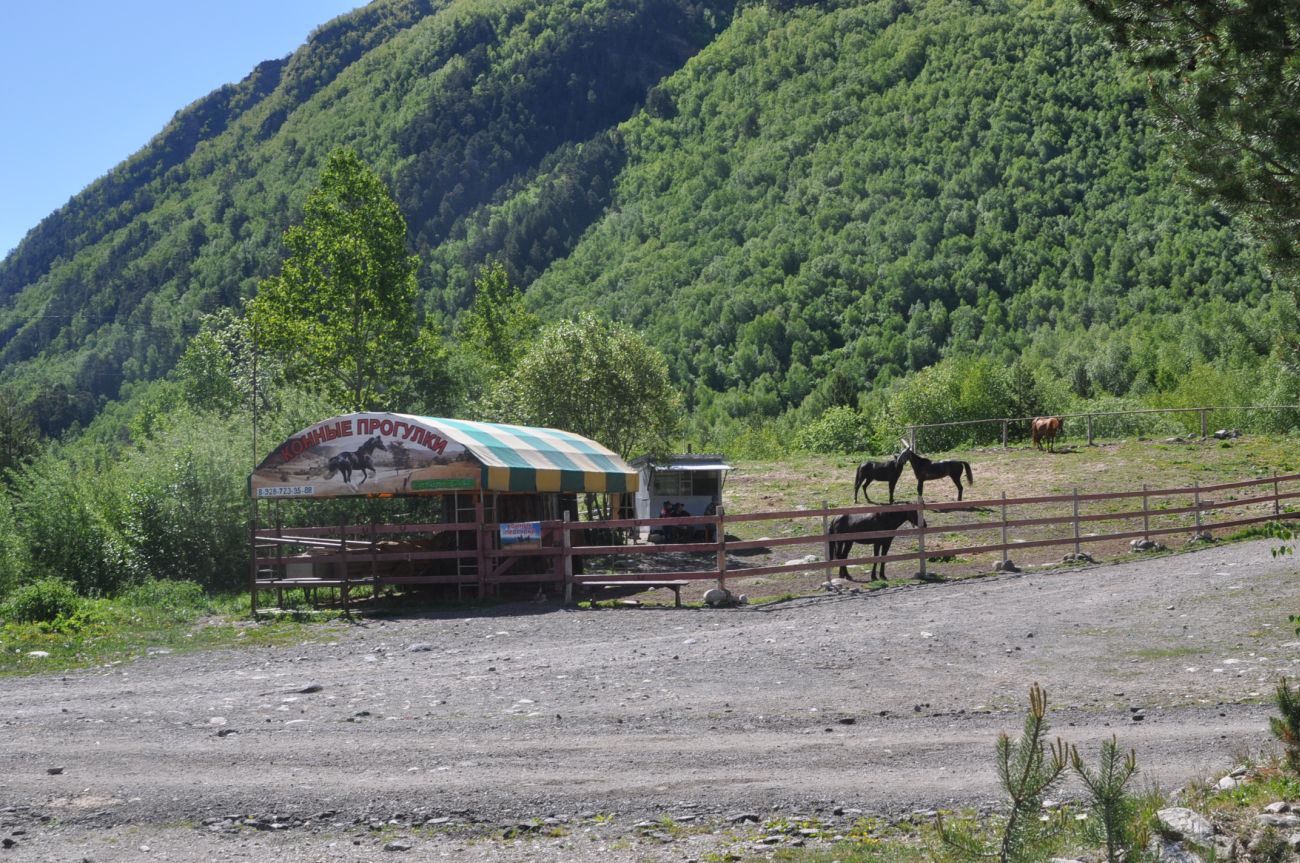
[1200,409,1208,439]
[1086,415,1095,446]
[248,496,258,616]
[562,511,574,604]
[1274,471,1282,518]
[476,491,487,598]
[1001,420,1008,449]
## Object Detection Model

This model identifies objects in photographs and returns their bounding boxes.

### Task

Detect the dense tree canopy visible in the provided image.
[0,0,1287,448]
[1079,0,1300,282]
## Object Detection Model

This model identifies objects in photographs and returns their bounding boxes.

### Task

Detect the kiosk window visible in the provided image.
[652,471,719,497]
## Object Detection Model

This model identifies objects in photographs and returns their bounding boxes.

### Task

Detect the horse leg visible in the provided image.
[831,540,852,580]
[876,536,894,581]
[954,475,963,501]
[887,477,897,503]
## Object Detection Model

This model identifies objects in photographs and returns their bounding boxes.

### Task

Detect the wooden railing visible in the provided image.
[252,471,1300,612]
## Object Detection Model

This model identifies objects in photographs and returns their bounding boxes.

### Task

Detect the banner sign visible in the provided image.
[249,413,479,499]
[499,521,542,549]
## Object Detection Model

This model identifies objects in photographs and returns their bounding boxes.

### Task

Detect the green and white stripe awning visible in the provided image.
[418,416,638,493]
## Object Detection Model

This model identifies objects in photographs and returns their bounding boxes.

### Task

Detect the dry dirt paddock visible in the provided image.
[2,538,1297,862]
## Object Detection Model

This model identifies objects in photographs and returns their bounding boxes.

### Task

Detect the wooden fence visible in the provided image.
[252,471,1300,612]
[905,404,1300,451]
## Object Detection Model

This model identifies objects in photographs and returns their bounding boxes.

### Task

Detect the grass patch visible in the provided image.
[0,583,339,676]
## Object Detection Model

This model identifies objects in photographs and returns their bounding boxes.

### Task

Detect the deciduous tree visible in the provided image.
[249,148,429,410]
[489,312,681,458]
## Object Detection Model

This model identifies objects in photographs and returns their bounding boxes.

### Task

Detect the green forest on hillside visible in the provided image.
[0,0,1295,602]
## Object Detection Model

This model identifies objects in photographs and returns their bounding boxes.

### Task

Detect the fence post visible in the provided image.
[716,505,727,592]
[1275,471,1282,518]
[1073,487,1081,556]
[822,501,832,582]
[916,498,927,579]
[1193,481,1203,535]
[1142,483,1150,542]
[909,426,917,452]
[1086,415,1095,446]
[562,511,574,604]
[1001,420,1008,449]
[1200,409,1208,439]
[1000,491,1009,566]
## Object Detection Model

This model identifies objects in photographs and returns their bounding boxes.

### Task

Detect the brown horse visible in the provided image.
[1031,416,1063,452]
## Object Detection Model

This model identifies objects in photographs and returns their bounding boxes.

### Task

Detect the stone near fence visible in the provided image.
[1062,552,1096,564]
[704,588,734,608]
[1131,538,1166,552]
[1213,428,1241,440]
[993,559,1020,572]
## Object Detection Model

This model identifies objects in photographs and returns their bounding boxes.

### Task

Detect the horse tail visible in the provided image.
[964,461,973,484]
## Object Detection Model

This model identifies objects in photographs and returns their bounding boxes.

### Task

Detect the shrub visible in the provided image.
[937,682,1070,863]
[120,579,207,610]
[1072,735,1140,863]
[886,355,1020,451]
[1269,677,1300,774]
[2,578,80,623]
[793,406,874,454]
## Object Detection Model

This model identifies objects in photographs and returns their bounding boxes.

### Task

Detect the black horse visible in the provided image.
[853,447,911,503]
[325,435,387,485]
[904,449,973,501]
[828,508,924,581]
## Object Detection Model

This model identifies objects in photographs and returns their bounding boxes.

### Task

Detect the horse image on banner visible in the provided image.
[249,413,480,498]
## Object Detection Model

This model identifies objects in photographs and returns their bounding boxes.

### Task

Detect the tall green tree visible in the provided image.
[456,262,539,376]
[249,147,425,410]
[0,387,40,478]
[488,312,681,458]
[1079,0,1300,282]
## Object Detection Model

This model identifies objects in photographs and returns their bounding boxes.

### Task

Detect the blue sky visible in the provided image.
[0,1,365,258]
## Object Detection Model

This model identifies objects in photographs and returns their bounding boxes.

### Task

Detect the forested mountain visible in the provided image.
[0,0,1287,440]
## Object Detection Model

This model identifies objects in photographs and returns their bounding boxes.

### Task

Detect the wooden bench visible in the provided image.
[576,580,692,608]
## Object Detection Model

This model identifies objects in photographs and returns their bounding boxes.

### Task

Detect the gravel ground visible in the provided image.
[2,538,1297,862]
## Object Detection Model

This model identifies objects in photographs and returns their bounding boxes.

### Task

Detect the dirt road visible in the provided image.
[2,539,1296,861]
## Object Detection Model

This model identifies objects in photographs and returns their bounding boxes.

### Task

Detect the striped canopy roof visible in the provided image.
[425,416,638,493]
[248,412,637,498]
